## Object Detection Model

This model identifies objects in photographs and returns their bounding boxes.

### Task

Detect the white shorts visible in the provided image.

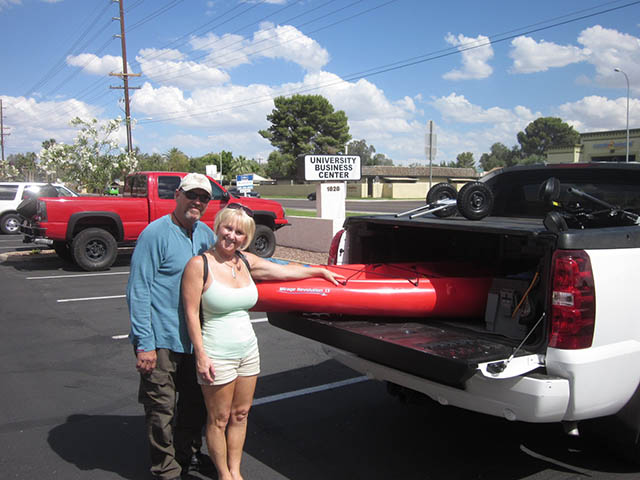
[199,345,260,386]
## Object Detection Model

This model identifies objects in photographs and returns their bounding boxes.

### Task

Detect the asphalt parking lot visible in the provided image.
[1,240,639,479]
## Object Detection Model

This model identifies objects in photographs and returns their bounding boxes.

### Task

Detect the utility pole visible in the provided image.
[0,99,10,162]
[110,0,140,154]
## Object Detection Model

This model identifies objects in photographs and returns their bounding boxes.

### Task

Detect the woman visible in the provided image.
[182,203,344,480]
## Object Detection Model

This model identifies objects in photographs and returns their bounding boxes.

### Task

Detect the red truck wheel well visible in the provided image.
[67,212,124,242]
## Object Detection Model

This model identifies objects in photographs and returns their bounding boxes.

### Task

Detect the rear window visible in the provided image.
[158,176,181,199]
[123,175,148,197]
[0,185,18,200]
[488,167,640,217]
[157,175,225,200]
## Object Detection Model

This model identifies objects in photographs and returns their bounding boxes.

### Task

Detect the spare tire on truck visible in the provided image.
[17,183,60,220]
[72,228,118,271]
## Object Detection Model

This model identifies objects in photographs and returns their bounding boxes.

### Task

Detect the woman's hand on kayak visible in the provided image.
[319,268,345,285]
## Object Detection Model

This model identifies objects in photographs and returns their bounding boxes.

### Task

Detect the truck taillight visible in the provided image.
[327,229,344,265]
[36,200,47,222]
[549,250,595,349]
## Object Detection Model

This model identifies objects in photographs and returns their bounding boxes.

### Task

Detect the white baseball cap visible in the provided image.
[178,173,212,196]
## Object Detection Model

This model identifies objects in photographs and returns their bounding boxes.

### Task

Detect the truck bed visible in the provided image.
[268,312,533,388]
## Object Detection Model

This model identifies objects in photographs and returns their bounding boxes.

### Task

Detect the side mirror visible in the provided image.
[539,177,561,204]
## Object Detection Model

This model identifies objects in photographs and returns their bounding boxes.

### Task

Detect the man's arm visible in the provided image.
[127,226,163,359]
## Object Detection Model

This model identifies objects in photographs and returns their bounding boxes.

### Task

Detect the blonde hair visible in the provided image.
[214,206,255,250]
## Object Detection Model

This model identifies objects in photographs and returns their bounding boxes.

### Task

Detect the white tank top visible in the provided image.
[200,276,259,359]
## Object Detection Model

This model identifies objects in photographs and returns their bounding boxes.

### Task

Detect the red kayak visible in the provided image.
[253,263,493,317]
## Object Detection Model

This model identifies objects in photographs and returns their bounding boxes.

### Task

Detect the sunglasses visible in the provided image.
[181,189,211,203]
[227,202,254,217]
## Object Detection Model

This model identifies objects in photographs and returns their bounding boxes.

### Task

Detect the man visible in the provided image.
[127,173,217,480]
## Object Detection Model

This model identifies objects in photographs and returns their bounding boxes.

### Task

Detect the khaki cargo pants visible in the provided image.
[138,348,206,479]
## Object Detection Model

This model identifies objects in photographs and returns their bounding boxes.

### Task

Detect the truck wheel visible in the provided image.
[249,224,276,258]
[457,182,493,220]
[53,241,74,263]
[0,213,22,234]
[426,183,457,218]
[72,228,118,271]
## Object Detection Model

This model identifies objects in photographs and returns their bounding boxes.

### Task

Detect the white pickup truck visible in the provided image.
[267,162,640,463]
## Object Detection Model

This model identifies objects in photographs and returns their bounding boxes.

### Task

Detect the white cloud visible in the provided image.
[509,26,640,94]
[0,0,20,11]
[577,26,640,92]
[432,93,538,125]
[251,22,329,72]
[0,95,104,153]
[443,33,493,80]
[136,48,229,90]
[188,22,329,73]
[66,54,126,76]
[509,36,589,73]
[557,95,640,132]
[130,81,273,129]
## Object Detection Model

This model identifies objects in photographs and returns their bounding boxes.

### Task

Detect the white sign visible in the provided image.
[304,155,361,181]
[236,174,254,193]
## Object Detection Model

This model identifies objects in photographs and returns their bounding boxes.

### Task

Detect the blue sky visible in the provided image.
[1,0,638,168]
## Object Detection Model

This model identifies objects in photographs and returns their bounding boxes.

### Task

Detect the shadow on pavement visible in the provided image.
[48,414,149,480]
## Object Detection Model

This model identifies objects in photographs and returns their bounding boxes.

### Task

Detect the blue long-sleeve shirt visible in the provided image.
[127,214,216,353]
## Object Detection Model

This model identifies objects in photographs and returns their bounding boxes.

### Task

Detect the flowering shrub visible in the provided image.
[39,117,139,192]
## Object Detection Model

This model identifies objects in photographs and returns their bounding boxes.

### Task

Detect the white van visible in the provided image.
[0,182,78,234]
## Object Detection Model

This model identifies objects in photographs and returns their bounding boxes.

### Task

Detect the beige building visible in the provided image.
[350,165,479,199]
[546,128,639,163]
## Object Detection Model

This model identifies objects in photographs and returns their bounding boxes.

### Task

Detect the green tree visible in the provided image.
[6,152,41,180]
[347,139,376,165]
[479,143,519,171]
[517,117,580,157]
[137,152,166,171]
[265,151,295,179]
[259,94,351,159]
[455,152,475,169]
[372,153,393,166]
[39,117,138,193]
[165,148,190,172]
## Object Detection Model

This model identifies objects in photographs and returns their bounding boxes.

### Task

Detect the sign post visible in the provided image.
[301,154,361,236]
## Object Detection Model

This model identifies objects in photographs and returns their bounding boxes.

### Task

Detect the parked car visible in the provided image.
[0,182,77,234]
[307,192,316,201]
[228,186,260,198]
[19,172,288,270]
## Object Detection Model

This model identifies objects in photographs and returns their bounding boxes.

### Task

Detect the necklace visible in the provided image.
[213,249,238,279]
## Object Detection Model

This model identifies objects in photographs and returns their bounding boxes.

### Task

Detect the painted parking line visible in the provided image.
[58,294,126,303]
[253,376,369,406]
[28,271,129,280]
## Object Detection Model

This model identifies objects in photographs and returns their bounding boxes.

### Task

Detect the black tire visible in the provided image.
[539,177,561,204]
[1,213,22,234]
[72,228,118,271]
[248,224,276,258]
[457,182,494,220]
[426,183,458,218]
[53,241,75,263]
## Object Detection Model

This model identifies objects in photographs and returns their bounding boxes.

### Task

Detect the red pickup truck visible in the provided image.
[19,171,289,271]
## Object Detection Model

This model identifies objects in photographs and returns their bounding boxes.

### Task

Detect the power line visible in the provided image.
[138,0,640,126]
[23,1,113,98]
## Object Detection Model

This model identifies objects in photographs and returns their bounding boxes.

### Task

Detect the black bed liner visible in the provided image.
[268,312,532,389]
[346,214,640,250]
